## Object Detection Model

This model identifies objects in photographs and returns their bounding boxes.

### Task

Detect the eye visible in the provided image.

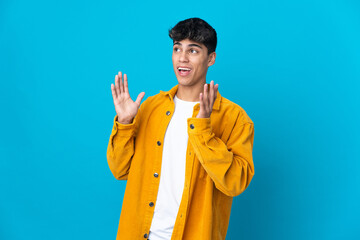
[190,49,198,54]
[173,47,180,52]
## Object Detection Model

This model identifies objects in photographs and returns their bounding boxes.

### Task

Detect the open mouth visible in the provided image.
[177,67,192,76]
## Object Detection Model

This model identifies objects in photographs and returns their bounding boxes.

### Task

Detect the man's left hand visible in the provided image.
[196,80,219,118]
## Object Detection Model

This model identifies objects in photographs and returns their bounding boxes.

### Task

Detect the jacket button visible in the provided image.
[190,124,194,129]
[154,173,159,178]
[144,233,148,238]
[149,202,154,207]
[157,141,161,146]
[166,111,171,116]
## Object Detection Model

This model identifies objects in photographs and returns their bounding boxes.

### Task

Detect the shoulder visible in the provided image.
[140,85,177,108]
[219,96,254,125]
[139,91,168,110]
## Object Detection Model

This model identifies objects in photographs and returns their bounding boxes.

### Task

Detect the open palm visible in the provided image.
[111,71,145,124]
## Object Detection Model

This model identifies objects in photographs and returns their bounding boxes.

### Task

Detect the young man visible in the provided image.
[107,18,255,240]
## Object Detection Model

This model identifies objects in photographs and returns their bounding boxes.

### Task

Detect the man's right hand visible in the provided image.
[111,71,145,124]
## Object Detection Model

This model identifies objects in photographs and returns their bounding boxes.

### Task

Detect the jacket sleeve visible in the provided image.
[106,107,142,180]
[187,115,255,197]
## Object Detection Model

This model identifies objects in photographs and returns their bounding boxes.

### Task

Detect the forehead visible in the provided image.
[173,39,205,49]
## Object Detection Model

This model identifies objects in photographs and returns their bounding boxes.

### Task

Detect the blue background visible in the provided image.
[1,0,359,239]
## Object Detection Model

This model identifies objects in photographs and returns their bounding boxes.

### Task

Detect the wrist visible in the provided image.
[116,116,133,124]
[196,113,211,118]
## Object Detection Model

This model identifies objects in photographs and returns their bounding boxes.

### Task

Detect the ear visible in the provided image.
[207,52,216,67]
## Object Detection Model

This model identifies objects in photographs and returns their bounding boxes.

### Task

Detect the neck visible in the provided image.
[176,81,205,102]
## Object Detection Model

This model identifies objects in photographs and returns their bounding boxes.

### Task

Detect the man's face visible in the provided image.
[172,39,216,87]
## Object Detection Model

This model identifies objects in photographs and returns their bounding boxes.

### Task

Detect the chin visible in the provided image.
[176,76,195,86]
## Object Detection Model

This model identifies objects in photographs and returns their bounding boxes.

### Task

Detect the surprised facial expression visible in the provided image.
[172,39,216,87]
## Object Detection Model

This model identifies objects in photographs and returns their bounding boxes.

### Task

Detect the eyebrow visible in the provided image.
[173,42,203,49]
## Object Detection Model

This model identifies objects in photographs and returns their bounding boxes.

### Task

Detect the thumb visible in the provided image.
[135,92,145,106]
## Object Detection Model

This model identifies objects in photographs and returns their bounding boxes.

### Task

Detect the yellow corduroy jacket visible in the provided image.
[107,85,255,240]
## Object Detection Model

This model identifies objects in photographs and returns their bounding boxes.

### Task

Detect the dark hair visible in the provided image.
[169,18,217,54]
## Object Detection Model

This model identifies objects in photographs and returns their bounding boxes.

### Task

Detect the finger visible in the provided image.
[111,83,117,100]
[209,80,214,106]
[118,72,124,94]
[135,92,145,106]
[114,74,120,97]
[199,92,204,114]
[203,83,209,112]
[214,84,219,99]
[124,73,129,95]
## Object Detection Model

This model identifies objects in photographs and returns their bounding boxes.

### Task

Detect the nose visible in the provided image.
[179,51,189,62]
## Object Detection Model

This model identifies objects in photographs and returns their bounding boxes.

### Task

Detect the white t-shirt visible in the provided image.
[148,95,199,240]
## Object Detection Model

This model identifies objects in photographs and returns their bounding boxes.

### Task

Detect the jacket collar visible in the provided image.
[160,84,221,110]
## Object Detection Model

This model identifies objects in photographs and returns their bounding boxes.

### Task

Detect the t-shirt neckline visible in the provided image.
[174,94,199,104]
